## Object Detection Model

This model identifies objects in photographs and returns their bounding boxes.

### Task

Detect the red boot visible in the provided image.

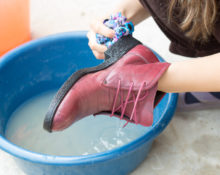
[44,36,170,132]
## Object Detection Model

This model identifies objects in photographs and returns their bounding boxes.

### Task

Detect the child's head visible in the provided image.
[168,0,217,42]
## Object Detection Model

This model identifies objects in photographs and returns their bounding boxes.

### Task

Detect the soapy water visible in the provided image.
[5,90,151,156]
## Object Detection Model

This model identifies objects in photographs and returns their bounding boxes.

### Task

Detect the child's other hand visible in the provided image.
[87,18,115,59]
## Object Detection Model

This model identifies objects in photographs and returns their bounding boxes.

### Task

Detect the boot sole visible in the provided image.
[43,35,141,132]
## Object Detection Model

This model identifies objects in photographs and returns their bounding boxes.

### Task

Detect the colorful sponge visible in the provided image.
[96,12,134,48]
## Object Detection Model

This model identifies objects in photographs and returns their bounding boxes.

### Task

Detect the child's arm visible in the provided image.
[158,53,220,93]
[112,0,150,25]
[87,0,149,59]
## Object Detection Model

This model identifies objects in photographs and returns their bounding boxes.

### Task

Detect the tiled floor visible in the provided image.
[1,0,220,174]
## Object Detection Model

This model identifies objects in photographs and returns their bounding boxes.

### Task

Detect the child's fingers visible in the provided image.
[87,31,107,53]
[90,19,115,38]
[92,50,105,60]
[87,31,107,59]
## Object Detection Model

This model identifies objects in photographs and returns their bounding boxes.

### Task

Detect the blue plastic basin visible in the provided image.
[0,31,178,175]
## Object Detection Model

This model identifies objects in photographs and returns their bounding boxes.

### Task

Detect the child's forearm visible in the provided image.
[158,53,220,93]
[106,0,150,25]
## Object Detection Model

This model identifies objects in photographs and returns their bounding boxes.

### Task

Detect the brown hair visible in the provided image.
[168,0,218,42]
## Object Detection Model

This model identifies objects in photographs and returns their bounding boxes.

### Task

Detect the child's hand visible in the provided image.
[87,18,115,59]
